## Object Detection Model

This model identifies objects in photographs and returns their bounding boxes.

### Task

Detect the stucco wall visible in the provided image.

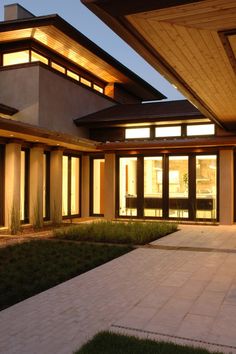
[0,66,40,125]
[38,66,115,137]
[0,64,116,137]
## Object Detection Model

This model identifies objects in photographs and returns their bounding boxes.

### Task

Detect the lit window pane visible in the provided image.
[51,61,66,74]
[67,70,79,81]
[62,156,68,216]
[125,128,150,139]
[71,157,80,215]
[187,124,215,136]
[93,159,104,214]
[196,155,217,219]
[3,50,30,66]
[20,151,25,221]
[144,157,163,217]
[93,84,104,93]
[169,156,189,218]
[155,126,181,137]
[81,77,92,87]
[31,51,48,65]
[119,157,137,216]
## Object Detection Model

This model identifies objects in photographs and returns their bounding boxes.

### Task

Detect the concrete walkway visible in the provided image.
[1,225,236,354]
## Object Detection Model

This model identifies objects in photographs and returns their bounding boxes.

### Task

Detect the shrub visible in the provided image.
[54,221,178,245]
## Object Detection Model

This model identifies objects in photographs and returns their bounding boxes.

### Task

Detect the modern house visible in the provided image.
[0,2,235,228]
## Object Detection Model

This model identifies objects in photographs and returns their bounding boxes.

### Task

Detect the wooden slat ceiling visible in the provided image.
[125,0,236,129]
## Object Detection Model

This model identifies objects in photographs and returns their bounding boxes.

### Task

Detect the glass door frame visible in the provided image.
[62,154,81,219]
[116,152,219,222]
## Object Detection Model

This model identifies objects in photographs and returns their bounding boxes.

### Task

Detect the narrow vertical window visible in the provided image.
[169,156,189,218]
[196,155,217,219]
[0,146,4,226]
[62,156,69,216]
[119,157,137,216]
[43,153,50,219]
[144,157,163,217]
[71,157,80,215]
[92,159,104,215]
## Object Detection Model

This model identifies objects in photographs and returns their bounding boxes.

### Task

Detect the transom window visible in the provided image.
[155,126,181,138]
[186,124,215,136]
[2,50,104,94]
[125,128,150,139]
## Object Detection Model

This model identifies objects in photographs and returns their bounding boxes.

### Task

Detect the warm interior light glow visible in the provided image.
[80,77,92,87]
[125,128,150,139]
[71,157,80,215]
[93,84,104,93]
[187,124,215,136]
[155,126,181,138]
[51,61,66,74]
[67,70,79,81]
[62,156,68,216]
[31,51,48,65]
[20,151,26,221]
[3,50,29,66]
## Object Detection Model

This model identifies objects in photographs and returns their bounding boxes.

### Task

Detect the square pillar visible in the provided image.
[219,149,234,224]
[81,155,90,218]
[5,141,21,227]
[29,145,44,226]
[50,149,63,224]
[104,153,116,219]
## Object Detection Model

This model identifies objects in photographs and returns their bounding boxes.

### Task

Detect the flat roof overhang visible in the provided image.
[82,0,236,130]
[0,15,165,101]
[0,116,98,152]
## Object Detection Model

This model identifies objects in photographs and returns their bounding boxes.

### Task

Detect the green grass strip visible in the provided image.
[75,331,223,354]
[0,240,132,311]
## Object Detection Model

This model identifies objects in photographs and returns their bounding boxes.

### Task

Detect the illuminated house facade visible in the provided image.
[0,2,235,227]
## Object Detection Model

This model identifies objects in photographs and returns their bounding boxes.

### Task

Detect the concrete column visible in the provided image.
[104,153,116,219]
[5,141,21,227]
[81,155,90,217]
[29,145,44,226]
[219,149,234,224]
[50,149,63,224]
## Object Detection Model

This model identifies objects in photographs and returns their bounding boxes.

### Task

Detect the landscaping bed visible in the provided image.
[75,331,223,354]
[0,240,132,311]
[54,221,178,245]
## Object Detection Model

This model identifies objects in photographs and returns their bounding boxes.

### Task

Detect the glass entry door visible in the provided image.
[118,154,217,221]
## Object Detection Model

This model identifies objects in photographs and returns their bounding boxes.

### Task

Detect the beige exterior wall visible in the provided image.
[38,66,115,137]
[219,149,234,225]
[0,64,115,137]
[104,153,116,219]
[81,155,90,218]
[4,142,21,227]
[50,149,63,224]
[0,66,40,125]
[29,146,44,226]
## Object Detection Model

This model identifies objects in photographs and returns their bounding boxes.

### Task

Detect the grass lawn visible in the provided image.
[75,332,223,354]
[0,240,132,311]
[54,221,178,245]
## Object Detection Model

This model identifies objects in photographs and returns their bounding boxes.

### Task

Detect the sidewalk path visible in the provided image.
[1,225,236,354]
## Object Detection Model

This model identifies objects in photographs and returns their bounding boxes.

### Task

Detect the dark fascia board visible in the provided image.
[0,103,18,116]
[0,14,165,101]
[81,0,225,129]
[0,116,96,148]
[81,0,204,16]
[98,135,236,151]
[76,114,205,128]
